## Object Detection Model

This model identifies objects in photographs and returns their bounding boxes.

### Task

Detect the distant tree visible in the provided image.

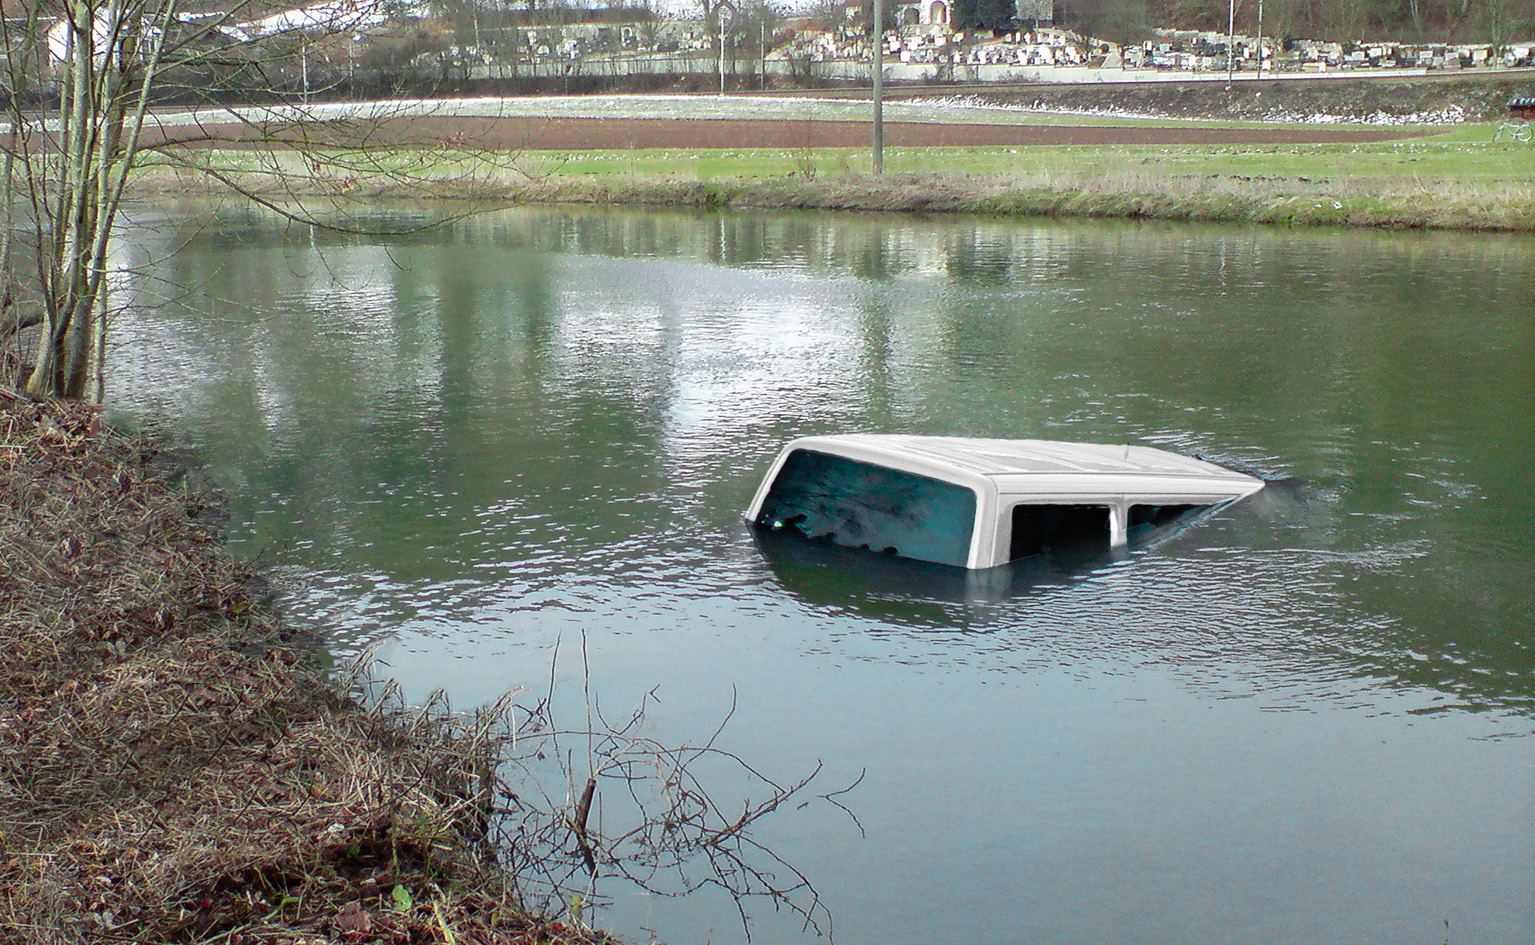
[1,0,208,399]
[437,0,488,49]
[1482,0,1535,48]
[1317,0,1374,39]
[697,0,733,28]
[0,1,481,401]
[1147,0,1225,30]
[1259,0,1302,44]
[1056,0,1150,43]
[1395,0,1430,36]
[955,0,1019,32]
[728,0,783,57]
[803,0,850,33]
[1144,0,1535,39]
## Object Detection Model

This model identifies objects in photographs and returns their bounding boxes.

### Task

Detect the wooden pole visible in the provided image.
[872,0,883,174]
[1227,0,1237,86]
[1256,0,1264,78]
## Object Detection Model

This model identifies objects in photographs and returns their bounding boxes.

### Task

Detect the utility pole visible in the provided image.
[1226,0,1236,86]
[872,0,883,174]
[1256,0,1264,78]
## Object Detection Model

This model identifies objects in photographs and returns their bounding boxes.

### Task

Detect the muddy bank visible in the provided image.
[0,396,590,944]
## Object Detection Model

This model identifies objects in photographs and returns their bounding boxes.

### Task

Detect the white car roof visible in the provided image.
[748,435,1267,568]
[785,434,1262,495]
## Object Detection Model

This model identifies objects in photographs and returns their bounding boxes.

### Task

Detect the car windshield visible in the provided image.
[754,449,977,568]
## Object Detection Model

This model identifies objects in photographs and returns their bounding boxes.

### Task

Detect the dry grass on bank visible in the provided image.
[503,172,1535,232]
[0,392,596,944]
[132,150,1535,233]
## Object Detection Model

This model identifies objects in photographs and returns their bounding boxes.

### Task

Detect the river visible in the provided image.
[106,204,1535,945]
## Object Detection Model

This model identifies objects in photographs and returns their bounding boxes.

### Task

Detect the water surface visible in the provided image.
[108,205,1535,945]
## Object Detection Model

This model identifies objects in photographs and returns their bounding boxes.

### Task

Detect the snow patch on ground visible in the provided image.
[911,95,1207,123]
[114,91,1464,140]
[909,94,1469,125]
[1260,104,1467,124]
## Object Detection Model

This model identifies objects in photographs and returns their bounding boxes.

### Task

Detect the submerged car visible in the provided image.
[746,435,1265,570]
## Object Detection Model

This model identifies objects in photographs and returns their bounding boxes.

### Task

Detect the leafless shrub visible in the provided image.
[0,398,852,944]
[343,632,862,942]
[0,398,599,943]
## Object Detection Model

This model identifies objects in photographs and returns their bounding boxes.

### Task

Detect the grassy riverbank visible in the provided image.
[141,131,1535,232]
[509,141,1535,231]
[0,396,590,944]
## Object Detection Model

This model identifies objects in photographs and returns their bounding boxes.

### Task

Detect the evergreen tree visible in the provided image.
[956,0,1019,31]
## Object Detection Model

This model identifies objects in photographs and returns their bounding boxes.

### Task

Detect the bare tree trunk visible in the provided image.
[1,3,45,371]
[12,0,176,399]
[4,0,520,400]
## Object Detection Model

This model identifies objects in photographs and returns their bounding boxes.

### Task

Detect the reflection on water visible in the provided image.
[106,203,1535,945]
[750,494,1249,626]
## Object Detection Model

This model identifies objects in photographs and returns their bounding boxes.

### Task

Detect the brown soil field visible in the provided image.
[175,114,1432,151]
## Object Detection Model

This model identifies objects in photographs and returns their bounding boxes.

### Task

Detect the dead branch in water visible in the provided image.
[0,397,607,944]
[1,397,856,943]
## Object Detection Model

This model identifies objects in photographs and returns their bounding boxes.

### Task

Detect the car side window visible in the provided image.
[755,449,976,568]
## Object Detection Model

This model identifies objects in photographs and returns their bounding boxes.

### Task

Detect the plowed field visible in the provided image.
[168,109,1431,151]
[405,115,1432,148]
